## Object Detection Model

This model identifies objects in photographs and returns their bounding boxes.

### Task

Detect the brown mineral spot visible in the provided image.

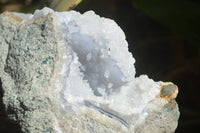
[2,12,22,22]
[157,82,178,102]
[166,100,177,110]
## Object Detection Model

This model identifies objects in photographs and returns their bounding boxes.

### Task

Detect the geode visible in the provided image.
[0,7,179,133]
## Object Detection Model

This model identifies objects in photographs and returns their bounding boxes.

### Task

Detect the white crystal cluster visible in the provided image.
[12,8,178,132]
[55,8,160,111]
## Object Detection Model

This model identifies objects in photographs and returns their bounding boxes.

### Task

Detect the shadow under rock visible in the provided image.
[0,78,22,133]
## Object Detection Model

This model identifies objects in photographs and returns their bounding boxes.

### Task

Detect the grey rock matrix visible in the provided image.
[0,12,56,132]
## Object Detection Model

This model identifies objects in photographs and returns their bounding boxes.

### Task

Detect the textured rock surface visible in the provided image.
[0,10,57,132]
[0,8,179,133]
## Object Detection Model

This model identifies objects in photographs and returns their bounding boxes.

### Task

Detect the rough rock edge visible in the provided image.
[134,82,180,133]
[0,12,57,132]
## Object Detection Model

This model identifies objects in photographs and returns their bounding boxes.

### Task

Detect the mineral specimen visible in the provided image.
[0,7,179,133]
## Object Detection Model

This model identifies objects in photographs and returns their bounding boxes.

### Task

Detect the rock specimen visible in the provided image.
[0,7,179,133]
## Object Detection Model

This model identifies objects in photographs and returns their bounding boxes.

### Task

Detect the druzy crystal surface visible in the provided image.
[0,8,179,133]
